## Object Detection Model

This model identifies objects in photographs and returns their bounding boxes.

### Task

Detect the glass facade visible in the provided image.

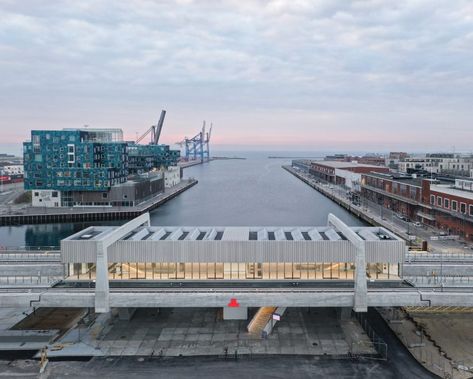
[67,262,400,281]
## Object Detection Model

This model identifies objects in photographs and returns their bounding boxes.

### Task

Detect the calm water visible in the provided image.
[0,152,364,247]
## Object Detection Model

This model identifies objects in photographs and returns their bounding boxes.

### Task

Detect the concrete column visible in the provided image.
[117,308,137,321]
[328,213,367,313]
[223,307,248,320]
[337,307,352,320]
[94,241,110,313]
[354,246,368,313]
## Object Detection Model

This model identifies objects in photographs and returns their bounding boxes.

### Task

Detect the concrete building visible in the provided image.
[385,152,408,170]
[398,154,473,177]
[59,213,404,315]
[6,215,473,316]
[309,161,390,187]
[163,166,181,188]
[0,165,23,175]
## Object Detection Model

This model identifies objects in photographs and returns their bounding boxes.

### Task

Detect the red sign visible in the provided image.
[228,298,240,308]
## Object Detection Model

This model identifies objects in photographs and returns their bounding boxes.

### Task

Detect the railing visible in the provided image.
[0,275,62,285]
[406,252,473,262]
[404,275,473,287]
[0,246,60,251]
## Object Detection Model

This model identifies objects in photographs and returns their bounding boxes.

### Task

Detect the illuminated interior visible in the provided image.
[66,262,400,281]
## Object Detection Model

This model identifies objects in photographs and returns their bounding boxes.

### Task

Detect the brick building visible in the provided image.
[422,179,473,239]
[310,161,389,186]
[361,172,427,220]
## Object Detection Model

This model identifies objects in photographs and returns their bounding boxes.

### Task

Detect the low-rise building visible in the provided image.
[361,172,427,220]
[163,166,181,188]
[310,161,390,189]
[422,179,473,239]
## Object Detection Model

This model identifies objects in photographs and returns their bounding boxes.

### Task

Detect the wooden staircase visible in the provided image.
[247,307,277,336]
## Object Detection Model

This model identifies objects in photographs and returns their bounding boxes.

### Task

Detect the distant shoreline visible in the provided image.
[268,156,322,159]
[212,156,247,160]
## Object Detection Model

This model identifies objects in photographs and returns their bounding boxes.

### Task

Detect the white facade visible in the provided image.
[334,169,361,191]
[398,158,441,174]
[32,189,61,207]
[164,166,180,188]
[1,165,23,175]
[398,156,473,176]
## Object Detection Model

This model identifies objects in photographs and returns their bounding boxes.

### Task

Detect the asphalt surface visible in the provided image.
[36,355,434,379]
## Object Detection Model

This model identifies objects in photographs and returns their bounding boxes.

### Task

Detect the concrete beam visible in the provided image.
[223,306,248,320]
[117,307,137,321]
[5,289,473,308]
[328,213,367,312]
[94,213,151,313]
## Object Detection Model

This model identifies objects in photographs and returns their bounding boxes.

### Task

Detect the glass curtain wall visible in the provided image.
[67,262,400,280]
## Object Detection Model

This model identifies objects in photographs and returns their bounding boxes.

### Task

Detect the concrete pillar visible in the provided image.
[337,307,352,320]
[354,247,368,313]
[117,308,137,321]
[95,241,110,313]
[223,307,248,320]
[328,213,367,313]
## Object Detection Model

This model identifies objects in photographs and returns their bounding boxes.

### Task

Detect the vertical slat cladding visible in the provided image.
[61,240,97,263]
[106,240,365,263]
[62,239,404,264]
[366,241,404,263]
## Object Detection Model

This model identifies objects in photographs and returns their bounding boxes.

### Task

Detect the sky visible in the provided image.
[0,0,473,153]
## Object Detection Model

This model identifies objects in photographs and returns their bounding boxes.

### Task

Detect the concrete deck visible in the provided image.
[44,307,374,358]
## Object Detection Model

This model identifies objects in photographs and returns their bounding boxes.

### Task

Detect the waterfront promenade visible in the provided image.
[283,165,472,254]
[0,179,198,225]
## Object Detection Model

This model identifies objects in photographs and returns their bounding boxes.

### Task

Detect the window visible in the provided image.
[52,191,58,198]
[452,200,458,211]
[461,203,467,214]
[430,195,435,205]
[444,198,450,209]
[470,205,473,216]
[437,196,442,206]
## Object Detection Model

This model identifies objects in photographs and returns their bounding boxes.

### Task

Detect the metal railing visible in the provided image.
[0,246,60,251]
[0,275,62,285]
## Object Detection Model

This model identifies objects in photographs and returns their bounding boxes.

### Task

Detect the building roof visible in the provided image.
[430,184,473,201]
[64,225,400,242]
[313,161,386,169]
[363,172,425,187]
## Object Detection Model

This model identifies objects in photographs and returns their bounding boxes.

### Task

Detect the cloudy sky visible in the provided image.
[1,0,472,153]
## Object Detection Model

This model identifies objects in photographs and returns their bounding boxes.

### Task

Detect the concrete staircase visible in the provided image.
[247,307,277,336]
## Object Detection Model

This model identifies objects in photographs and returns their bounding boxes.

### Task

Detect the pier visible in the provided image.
[282,165,413,241]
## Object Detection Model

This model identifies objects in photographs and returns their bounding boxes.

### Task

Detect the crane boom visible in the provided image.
[154,110,166,144]
[135,109,167,145]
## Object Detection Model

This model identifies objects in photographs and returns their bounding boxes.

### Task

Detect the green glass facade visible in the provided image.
[127,144,180,174]
[24,129,180,194]
[24,130,128,192]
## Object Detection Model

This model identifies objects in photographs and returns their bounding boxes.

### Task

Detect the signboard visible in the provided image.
[272,313,281,321]
[408,235,417,241]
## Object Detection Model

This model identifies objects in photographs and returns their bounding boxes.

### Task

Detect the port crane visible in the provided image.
[136,110,166,144]
[176,121,212,161]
